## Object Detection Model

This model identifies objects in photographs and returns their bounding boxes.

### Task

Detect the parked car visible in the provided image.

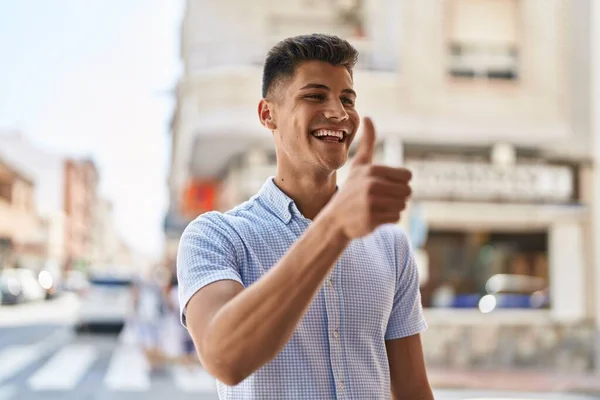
[0,268,46,304]
[62,270,89,293]
[76,274,134,332]
[37,269,61,299]
[0,274,23,305]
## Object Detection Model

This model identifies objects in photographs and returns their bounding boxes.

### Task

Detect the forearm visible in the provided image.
[392,389,434,400]
[202,210,349,384]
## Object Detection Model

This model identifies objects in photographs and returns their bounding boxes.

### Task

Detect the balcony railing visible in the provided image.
[449,44,519,80]
[185,38,398,73]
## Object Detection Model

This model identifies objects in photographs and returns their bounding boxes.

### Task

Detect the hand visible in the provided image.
[324,117,412,240]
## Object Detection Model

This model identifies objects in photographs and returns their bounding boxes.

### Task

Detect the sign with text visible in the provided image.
[406,160,575,203]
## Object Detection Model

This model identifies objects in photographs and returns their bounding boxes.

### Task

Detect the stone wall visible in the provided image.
[422,321,596,372]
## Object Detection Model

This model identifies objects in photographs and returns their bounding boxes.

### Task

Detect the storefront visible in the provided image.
[404,152,583,312]
[422,229,549,310]
[397,145,595,371]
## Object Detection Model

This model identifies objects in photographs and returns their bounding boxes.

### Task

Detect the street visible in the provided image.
[0,295,219,400]
[0,297,598,400]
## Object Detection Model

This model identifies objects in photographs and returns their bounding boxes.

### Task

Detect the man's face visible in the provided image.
[262,60,360,173]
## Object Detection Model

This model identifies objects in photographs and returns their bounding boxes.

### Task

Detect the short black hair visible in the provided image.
[261,34,359,98]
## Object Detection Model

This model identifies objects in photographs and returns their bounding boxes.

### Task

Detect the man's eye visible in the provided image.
[305,94,325,101]
[341,97,355,106]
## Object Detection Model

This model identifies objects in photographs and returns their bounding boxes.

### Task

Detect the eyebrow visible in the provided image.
[299,83,357,97]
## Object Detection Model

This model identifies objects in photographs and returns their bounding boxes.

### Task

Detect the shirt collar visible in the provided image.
[257,177,297,224]
[257,177,340,224]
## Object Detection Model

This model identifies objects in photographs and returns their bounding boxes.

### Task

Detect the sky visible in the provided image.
[0,0,185,259]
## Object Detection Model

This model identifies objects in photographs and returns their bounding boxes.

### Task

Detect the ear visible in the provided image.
[258,99,277,131]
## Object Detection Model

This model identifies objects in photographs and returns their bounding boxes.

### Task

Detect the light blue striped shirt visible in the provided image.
[177,177,427,399]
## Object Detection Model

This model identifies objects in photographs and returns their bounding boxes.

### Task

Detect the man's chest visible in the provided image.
[236,228,398,332]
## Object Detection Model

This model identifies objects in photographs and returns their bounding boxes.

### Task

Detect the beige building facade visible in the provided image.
[168,0,597,371]
[90,197,136,274]
[64,159,99,270]
[91,198,118,266]
[0,131,68,276]
[0,156,42,269]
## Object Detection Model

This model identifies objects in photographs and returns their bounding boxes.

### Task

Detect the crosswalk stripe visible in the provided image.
[0,346,39,385]
[104,345,150,391]
[171,365,216,393]
[28,344,97,390]
[0,328,74,384]
[0,385,17,400]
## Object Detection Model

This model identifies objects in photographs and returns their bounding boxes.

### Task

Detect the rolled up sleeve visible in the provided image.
[384,228,428,340]
[176,212,243,327]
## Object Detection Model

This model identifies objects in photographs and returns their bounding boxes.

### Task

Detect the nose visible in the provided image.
[323,99,349,121]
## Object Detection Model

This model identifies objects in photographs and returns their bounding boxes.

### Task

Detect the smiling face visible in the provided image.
[259,60,360,175]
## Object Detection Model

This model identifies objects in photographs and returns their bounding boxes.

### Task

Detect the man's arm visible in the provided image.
[186,211,349,385]
[386,334,434,400]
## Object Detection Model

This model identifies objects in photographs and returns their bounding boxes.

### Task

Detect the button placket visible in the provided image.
[324,265,347,398]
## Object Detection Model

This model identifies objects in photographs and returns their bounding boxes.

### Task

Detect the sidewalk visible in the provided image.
[0,293,79,327]
[429,368,600,396]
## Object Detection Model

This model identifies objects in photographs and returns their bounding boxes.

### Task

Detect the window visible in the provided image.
[447,0,519,80]
[421,230,549,311]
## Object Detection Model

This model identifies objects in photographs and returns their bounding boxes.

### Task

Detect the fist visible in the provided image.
[325,117,412,240]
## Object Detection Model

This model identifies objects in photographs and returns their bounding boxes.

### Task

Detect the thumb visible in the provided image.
[352,117,376,166]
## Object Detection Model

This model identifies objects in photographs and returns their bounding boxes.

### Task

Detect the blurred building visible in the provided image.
[0,132,128,278]
[0,155,43,269]
[0,131,67,275]
[391,0,595,374]
[92,197,118,265]
[91,197,135,271]
[168,0,598,372]
[64,158,99,271]
[165,0,396,266]
[590,0,600,376]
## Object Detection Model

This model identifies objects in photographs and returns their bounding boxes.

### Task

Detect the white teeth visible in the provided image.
[312,129,345,139]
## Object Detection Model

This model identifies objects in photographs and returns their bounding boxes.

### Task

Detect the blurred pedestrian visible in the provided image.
[177,34,433,399]
[168,274,198,368]
[160,272,198,367]
[131,268,166,372]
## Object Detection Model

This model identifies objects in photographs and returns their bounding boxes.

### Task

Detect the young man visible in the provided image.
[177,34,433,399]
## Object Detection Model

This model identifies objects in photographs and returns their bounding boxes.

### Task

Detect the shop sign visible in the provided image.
[405,160,574,203]
[181,180,218,217]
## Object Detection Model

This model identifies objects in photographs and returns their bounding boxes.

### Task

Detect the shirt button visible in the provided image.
[327,278,333,287]
[333,329,339,338]
[339,381,345,391]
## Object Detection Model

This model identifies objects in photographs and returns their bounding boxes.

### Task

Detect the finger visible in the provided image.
[369,165,412,183]
[370,197,407,214]
[351,117,376,166]
[368,179,412,200]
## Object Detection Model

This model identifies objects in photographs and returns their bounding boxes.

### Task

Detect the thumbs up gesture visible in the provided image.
[323,117,412,239]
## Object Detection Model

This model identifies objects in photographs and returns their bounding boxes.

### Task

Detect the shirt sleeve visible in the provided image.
[384,227,428,340]
[176,212,244,327]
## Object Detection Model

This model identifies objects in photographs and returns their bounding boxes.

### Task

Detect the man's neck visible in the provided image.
[273,168,337,220]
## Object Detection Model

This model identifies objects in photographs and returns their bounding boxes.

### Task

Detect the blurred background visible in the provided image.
[2,0,600,399]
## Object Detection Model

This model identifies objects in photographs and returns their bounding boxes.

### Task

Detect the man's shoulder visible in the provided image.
[182,197,266,238]
[372,223,410,248]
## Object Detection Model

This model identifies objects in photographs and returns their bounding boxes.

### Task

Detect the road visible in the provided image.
[1,296,598,400]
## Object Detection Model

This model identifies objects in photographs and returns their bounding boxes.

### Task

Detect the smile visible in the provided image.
[310,129,347,143]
